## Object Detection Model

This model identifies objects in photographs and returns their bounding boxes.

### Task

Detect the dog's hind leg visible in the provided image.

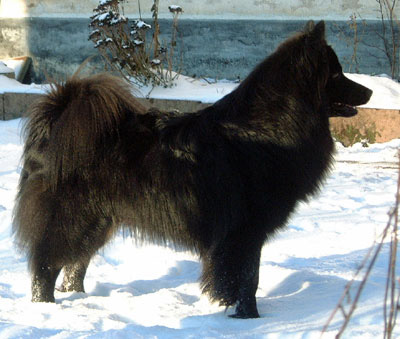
[29,209,114,302]
[58,259,90,293]
[30,237,63,303]
[57,217,115,294]
[56,218,114,297]
[31,265,62,303]
[13,182,64,302]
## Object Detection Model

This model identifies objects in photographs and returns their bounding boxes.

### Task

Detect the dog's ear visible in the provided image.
[313,21,325,39]
[304,20,315,33]
[306,20,325,42]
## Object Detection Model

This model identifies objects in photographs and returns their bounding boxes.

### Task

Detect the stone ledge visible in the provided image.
[1,92,399,143]
[0,92,210,121]
[0,56,32,82]
[2,92,42,120]
[330,108,400,145]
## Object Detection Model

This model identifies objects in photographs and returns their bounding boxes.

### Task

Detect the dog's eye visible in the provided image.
[332,73,340,79]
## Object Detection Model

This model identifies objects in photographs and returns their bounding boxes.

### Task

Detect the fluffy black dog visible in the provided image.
[13,21,372,318]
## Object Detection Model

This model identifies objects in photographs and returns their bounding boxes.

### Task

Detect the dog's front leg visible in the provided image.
[229,252,260,319]
[201,235,262,318]
[229,271,260,319]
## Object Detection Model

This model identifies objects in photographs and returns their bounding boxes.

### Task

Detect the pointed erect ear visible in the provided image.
[307,20,325,41]
[304,20,315,33]
[313,21,325,39]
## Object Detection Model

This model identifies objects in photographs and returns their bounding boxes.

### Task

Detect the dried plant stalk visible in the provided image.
[321,150,400,338]
[89,0,183,87]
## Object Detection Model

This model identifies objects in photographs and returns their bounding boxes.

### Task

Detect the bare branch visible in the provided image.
[322,150,400,338]
[89,0,183,87]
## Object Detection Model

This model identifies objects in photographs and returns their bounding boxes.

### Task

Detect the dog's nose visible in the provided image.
[365,88,373,101]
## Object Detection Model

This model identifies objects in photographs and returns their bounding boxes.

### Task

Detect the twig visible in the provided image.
[321,150,400,338]
[384,150,400,338]
[89,0,183,87]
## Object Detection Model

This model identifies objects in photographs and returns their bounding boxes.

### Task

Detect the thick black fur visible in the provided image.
[13,21,372,318]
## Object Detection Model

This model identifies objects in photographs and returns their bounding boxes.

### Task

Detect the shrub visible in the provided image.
[89,0,183,87]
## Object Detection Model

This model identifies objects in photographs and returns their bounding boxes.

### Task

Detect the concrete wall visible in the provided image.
[0,1,397,83]
[0,0,391,20]
[0,18,395,83]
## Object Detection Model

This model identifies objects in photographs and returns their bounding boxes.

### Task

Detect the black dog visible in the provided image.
[13,21,372,318]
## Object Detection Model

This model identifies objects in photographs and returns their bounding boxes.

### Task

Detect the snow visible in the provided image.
[110,15,127,25]
[0,62,13,76]
[169,5,182,10]
[140,72,400,108]
[93,12,111,23]
[346,73,400,110]
[0,76,43,94]
[89,29,100,39]
[138,73,240,104]
[0,123,399,338]
[0,73,399,337]
[169,5,183,13]
[133,39,144,46]
[133,20,151,30]
[0,73,399,109]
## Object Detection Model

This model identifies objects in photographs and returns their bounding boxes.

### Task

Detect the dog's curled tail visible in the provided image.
[23,74,147,185]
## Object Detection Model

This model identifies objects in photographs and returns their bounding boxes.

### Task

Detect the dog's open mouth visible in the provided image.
[329,103,358,118]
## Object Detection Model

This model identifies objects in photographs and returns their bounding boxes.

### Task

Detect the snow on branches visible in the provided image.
[169,5,183,13]
[89,0,183,87]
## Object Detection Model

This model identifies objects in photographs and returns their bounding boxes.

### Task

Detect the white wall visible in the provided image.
[0,0,389,20]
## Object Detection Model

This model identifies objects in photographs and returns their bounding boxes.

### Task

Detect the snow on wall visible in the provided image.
[0,0,392,20]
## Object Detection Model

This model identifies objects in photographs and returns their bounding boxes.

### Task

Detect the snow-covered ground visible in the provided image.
[0,73,399,338]
[1,69,400,109]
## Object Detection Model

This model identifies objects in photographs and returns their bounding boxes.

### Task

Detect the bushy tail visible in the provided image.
[23,73,147,186]
[13,74,148,259]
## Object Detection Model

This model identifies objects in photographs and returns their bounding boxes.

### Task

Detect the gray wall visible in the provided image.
[0,17,393,83]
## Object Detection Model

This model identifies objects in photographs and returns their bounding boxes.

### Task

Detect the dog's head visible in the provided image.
[304,21,373,117]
